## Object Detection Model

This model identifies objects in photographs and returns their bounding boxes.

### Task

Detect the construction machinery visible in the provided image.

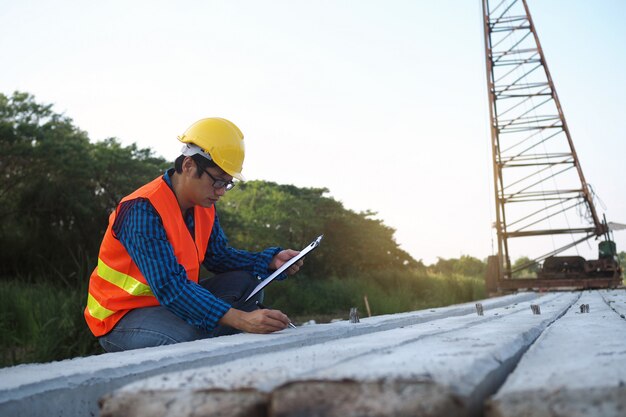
[481,0,622,291]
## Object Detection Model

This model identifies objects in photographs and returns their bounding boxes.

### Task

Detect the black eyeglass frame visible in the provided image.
[201,167,236,191]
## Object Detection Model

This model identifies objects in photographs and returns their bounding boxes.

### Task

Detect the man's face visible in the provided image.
[191,163,234,208]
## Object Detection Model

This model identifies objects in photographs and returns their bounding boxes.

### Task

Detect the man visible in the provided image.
[84,117,302,352]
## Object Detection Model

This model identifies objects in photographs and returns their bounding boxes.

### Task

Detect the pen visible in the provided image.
[256,301,297,329]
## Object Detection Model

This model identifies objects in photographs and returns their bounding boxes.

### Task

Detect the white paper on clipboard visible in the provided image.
[245,234,323,302]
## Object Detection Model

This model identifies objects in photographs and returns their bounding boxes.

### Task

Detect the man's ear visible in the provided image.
[181,156,196,175]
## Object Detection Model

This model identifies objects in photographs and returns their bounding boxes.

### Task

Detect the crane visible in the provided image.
[481,0,622,291]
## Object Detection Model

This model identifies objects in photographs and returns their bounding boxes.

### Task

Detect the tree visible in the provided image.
[0,92,168,280]
[219,180,422,278]
[511,256,540,278]
[430,255,486,277]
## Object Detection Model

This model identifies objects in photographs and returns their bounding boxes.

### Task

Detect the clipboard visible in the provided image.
[245,234,323,302]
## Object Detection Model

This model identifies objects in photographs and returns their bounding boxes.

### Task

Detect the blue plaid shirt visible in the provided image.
[112,169,283,331]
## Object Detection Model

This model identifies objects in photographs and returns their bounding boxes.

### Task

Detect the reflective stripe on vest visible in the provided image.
[96,257,154,297]
[84,176,215,337]
[86,293,115,321]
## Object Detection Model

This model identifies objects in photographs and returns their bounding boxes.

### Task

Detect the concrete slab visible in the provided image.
[487,290,626,417]
[101,292,577,417]
[601,288,626,319]
[269,292,579,417]
[0,292,537,417]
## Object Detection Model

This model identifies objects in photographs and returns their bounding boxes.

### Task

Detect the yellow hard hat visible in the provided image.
[178,117,245,180]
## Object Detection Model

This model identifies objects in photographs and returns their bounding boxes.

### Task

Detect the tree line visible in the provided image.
[0,92,425,282]
[3,92,622,286]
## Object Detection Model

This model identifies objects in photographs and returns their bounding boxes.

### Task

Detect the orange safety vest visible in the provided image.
[84,176,215,337]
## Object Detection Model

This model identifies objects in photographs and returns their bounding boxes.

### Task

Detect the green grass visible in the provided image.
[266,269,486,322]
[0,279,101,367]
[1,269,485,367]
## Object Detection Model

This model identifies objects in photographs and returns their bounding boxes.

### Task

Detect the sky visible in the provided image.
[1,0,625,264]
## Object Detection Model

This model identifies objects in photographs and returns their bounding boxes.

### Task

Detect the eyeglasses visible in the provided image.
[201,167,236,191]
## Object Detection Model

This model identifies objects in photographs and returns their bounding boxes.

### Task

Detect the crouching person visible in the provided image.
[84,118,302,352]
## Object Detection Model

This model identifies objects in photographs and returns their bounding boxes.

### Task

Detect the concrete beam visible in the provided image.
[100,292,577,417]
[487,290,626,417]
[269,292,578,417]
[601,289,626,319]
[0,292,537,417]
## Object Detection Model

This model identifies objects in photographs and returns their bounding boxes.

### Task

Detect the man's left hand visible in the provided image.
[269,249,303,276]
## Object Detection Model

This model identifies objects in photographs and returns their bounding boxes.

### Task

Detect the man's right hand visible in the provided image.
[219,307,291,334]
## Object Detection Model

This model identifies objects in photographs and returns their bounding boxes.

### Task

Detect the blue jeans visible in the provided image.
[99,271,263,352]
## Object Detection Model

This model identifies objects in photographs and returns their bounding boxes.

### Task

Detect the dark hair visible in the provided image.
[174,154,218,177]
